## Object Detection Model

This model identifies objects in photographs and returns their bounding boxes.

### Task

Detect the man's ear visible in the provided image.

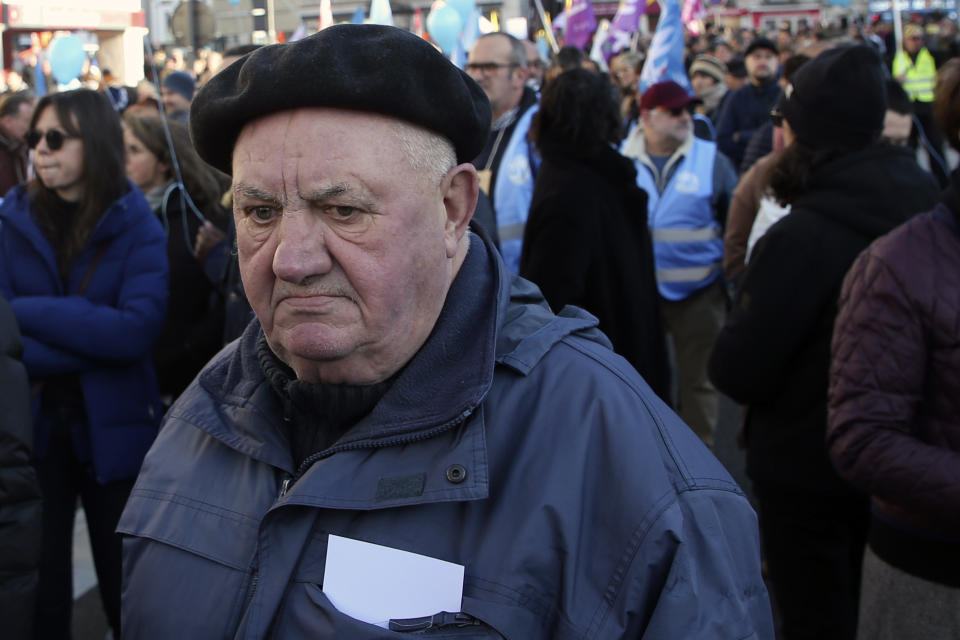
[512,64,529,87]
[441,163,479,258]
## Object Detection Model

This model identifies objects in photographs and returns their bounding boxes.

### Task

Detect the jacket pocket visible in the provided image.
[280,583,507,639]
[119,489,259,639]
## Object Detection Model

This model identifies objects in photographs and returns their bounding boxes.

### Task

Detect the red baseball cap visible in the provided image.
[639,81,700,111]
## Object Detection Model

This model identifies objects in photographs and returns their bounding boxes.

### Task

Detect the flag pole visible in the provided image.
[531,0,561,53]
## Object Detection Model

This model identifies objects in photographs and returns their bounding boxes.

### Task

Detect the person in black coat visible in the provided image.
[520,69,670,401]
[708,45,940,640]
[0,293,42,640]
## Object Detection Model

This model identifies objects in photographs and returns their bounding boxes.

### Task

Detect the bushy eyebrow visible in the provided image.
[301,183,377,211]
[302,184,348,200]
[233,183,283,206]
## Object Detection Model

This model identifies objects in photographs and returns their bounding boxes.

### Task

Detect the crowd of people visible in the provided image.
[0,14,957,640]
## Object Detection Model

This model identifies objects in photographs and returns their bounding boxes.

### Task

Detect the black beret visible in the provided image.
[190,24,492,174]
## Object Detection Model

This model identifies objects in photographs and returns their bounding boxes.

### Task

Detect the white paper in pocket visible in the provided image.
[322,534,465,628]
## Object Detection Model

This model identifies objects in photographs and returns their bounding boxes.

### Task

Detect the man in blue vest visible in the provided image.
[622,81,738,448]
[467,32,539,273]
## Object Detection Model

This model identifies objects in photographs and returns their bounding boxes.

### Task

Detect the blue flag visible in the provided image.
[638,0,692,94]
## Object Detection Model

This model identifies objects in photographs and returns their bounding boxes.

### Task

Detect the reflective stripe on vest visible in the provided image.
[651,226,721,243]
[657,263,720,283]
[635,137,723,301]
[494,104,539,274]
[893,49,936,103]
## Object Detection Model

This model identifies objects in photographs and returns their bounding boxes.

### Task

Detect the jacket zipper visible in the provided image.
[278,407,475,498]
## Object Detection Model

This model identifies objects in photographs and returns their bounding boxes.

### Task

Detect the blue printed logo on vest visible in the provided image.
[674,171,700,194]
[506,154,531,186]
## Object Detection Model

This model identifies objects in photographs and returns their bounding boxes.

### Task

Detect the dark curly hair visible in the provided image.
[528,68,623,158]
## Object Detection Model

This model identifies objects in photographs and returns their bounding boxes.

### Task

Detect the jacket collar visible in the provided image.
[192,231,604,469]
[794,143,940,239]
[621,125,694,194]
[620,124,693,167]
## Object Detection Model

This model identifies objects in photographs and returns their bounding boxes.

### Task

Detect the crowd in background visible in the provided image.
[0,13,958,639]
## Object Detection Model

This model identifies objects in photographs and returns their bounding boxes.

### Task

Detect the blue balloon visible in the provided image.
[445,0,475,24]
[49,35,86,85]
[426,5,462,55]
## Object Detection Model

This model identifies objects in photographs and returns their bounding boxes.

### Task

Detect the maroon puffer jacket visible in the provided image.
[828,204,960,536]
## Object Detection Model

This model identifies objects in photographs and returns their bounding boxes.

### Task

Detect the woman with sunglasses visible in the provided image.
[122,108,229,407]
[0,89,168,638]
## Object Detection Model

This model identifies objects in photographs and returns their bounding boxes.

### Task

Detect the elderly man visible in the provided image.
[621,81,738,450]
[119,26,772,639]
[0,92,33,196]
[466,32,538,273]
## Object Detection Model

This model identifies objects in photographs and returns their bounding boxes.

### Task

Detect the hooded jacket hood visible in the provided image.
[793,144,939,239]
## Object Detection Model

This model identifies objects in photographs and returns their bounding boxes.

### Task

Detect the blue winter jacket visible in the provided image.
[120,232,773,638]
[0,184,168,483]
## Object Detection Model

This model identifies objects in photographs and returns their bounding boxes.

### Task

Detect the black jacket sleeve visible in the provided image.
[0,294,42,640]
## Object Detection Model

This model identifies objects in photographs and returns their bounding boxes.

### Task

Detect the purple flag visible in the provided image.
[564,0,597,50]
[601,0,642,62]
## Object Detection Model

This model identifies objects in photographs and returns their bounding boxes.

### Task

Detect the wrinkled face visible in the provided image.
[161,87,191,114]
[746,48,778,84]
[232,108,462,384]
[690,72,718,97]
[467,36,525,120]
[642,106,692,148]
[32,106,85,202]
[124,128,169,194]
[610,56,639,91]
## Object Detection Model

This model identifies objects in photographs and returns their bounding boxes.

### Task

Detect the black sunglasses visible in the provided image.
[770,110,784,127]
[26,129,76,151]
[659,106,692,117]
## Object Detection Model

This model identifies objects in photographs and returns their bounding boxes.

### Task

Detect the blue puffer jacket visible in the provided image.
[0,184,168,483]
[120,233,773,639]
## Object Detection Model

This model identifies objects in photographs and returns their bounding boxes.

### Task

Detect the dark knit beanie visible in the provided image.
[745,37,778,58]
[190,24,491,174]
[162,71,195,102]
[780,45,886,150]
[689,55,727,84]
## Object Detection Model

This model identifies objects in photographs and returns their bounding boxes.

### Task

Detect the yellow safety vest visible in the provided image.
[893,48,936,103]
